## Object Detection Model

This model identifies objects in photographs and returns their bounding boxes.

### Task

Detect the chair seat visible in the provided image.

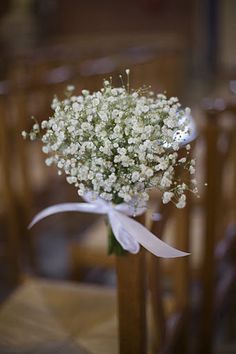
[0,279,118,354]
[0,278,177,354]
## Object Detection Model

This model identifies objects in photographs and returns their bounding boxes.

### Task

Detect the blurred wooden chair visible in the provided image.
[0,76,39,284]
[149,98,236,354]
[0,85,145,349]
[0,178,199,354]
[148,156,192,354]
[198,99,236,354]
[0,210,175,354]
[147,99,236,354]
[0,44,190,353]
[0,79,191,353]
[0,85,21,285]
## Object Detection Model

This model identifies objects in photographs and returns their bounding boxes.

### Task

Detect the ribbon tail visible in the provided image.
[28,203,104,229]
[108,211,140,254]
[112,211,190,258]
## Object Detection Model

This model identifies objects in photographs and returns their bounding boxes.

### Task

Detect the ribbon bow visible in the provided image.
[29,193,189,258]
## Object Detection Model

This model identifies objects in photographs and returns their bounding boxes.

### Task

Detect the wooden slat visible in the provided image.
[173,207,190,310]
[116,214,146,354]
[233,124,236,221]
[0,97,21,285]
[199,110,220,354]
[11,90,36,270]
[148,253,165,353]
[171,203,190,354]
[172,159,191,312]
[148,203,173,352]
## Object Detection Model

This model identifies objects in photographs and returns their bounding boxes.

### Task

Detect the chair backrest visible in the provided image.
[199,99,236,354]
[116,205,189,354]
[148,162,193,354]
[0,85,21,285]
[116,215,147,354]
[0,44,187,352]
[147,100,236,354]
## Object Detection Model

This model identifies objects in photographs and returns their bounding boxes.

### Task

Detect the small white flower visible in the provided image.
[42,146,49,154]
[72,102,81,112]
[21,131,27,139]
[131,171,140,182]
[66,176,77,184]
[67,85,75,92]
[98,112,108,121]
[163,191,174,204]
[186,144,191,150]
[92,98,100,106]
[33,123,39,131]
[142,105,149,113]
[145,168,154,177]
[41,120,48,129]
[185,107,191,115]
[29,132,36,140]
[176,195,186,208]
[45,157,53,166]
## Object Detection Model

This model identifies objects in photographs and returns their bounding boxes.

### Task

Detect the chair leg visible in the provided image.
[116,248,146,354]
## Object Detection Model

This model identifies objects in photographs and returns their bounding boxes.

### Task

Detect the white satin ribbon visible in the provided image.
[29,193,190,258]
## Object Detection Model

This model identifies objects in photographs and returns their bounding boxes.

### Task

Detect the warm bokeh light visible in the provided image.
[0,1,236,354]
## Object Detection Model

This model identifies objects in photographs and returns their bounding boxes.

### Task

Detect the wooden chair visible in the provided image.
[0,206,186,353]
[0,78,42,281]
[0,79,189,352]
[148,157,192,354]
[0,88,21,285]
[148,98,236,354]
[1,176,234,353]
[0,43,189,353]
[198,99,236,354]
[1,92,146,349]
[146,99,236,354]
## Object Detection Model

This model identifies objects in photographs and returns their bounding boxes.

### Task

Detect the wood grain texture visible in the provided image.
[200,111,220,354]
[173,159,191,312]
[0,97,21,285]
[148,203,172,352]
[11,90,36,270]
[116,214,146,354]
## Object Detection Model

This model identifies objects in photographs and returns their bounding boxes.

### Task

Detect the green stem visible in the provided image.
[107,196,127,256]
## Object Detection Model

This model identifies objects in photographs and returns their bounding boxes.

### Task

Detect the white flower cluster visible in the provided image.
[23,76,197,209]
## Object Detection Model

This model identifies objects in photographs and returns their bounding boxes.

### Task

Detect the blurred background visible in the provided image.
[0,0,236,353]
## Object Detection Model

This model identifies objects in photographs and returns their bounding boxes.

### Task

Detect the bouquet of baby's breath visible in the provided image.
[23,71,197,255]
